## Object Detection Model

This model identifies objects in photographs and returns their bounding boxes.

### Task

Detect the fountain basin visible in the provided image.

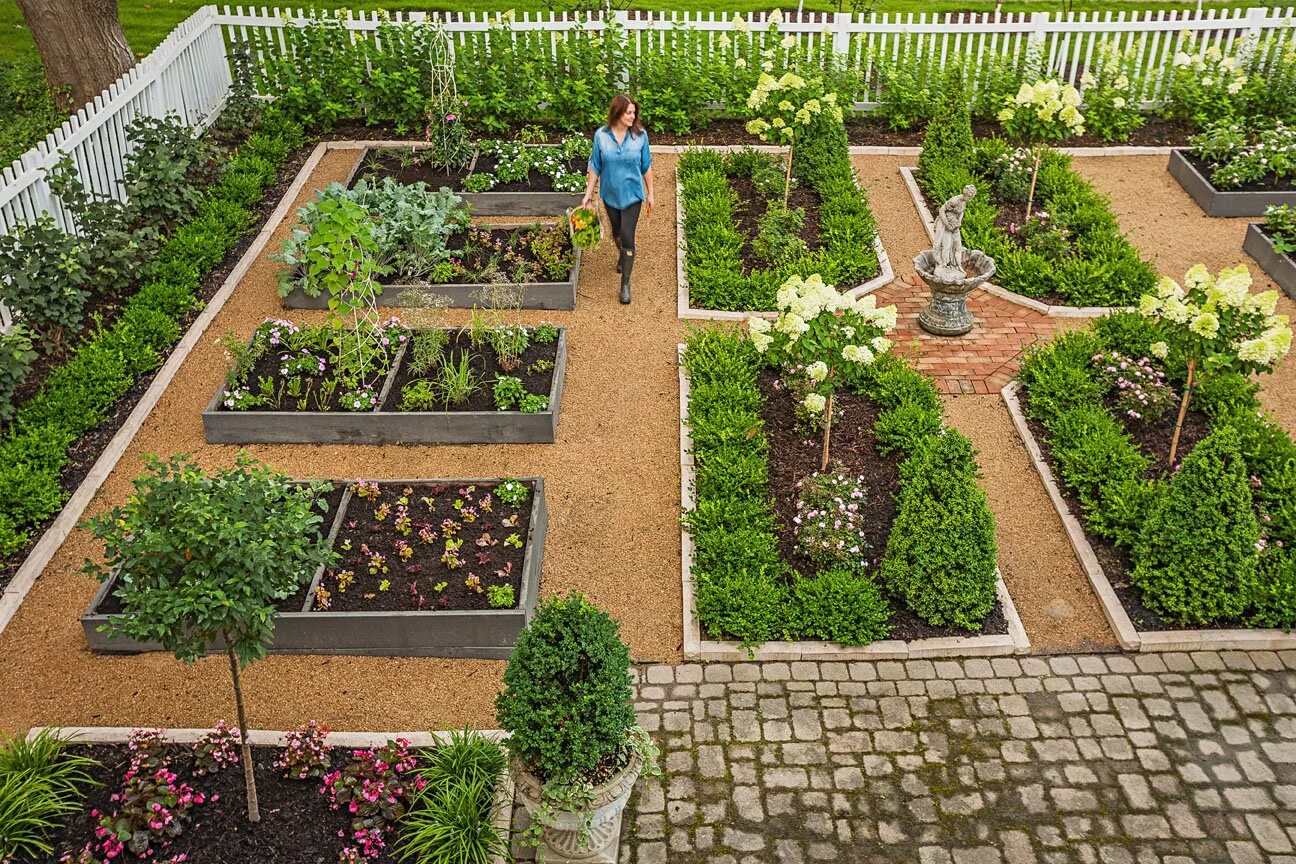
[913,249,997,337]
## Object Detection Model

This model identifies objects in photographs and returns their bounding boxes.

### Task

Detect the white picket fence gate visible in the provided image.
[2,3,1296,249]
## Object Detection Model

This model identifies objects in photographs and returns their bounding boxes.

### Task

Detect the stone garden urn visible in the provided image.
[511,749,644,863]
[915,183,997,337]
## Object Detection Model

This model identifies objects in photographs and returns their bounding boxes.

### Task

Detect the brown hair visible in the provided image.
[606,94,644,136]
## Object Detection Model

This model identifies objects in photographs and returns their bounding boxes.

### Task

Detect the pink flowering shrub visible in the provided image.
[192,721,241,776]
[91,730,205,859]
[276,720,332,780]
[793,464,870,572]
[320,739,424,859]
[1091,351,1176,422]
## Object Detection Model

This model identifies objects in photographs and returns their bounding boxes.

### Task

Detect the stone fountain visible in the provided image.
[914,184,997,337]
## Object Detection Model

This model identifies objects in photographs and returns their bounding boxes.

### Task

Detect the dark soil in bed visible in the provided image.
[381,328,558,413]
[94,485,345,617]
[730,173,823,267]
[845,116,1194,148]
[353,149,588,194]
[15,744,404,864]
[753,369,1007,642]
[1019,388,1253,633]
[1183,149,1296,194]
[321,480,531,612]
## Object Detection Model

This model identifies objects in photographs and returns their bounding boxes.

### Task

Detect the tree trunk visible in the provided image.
[224,637,261,823]
[783,145,794,208]
[1167,356,1197,468]
[15,0,135,113]
[1024,146,1043,224]
[820,393,833,472]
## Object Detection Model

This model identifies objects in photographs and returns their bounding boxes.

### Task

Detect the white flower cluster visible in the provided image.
[1138,264,1292,367]
[745,73,842,142]
[1173,40,1248,95]
[998,78,1086,137]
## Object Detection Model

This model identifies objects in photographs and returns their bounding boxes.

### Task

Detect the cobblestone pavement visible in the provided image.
[620,652,1296,864]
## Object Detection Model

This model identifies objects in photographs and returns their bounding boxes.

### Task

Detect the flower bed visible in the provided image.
[14,726,512,864]
[1168,123,1296,217]
[351,137,588,215]
[675,116,886,315]
[83,477,546,658]
[680,326,1027,660]
[1010,270,1296,651]
[203,322,567,445]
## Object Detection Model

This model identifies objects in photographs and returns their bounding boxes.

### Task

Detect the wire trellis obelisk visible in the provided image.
[424,22,471,172]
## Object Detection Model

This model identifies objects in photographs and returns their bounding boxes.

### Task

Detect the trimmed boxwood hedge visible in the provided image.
[1019,312,1296,628]
[678,119,880,312]
[682,329,999,649]
[0,112,305,559]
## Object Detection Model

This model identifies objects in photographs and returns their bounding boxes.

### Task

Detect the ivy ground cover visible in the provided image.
[682,329,1003,649]
[677,119,880,312]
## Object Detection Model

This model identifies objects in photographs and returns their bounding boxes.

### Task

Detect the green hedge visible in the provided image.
[682,331,999,649]
[678,120,880,312]
[1019,312,1296,628]
[0,113,304,559]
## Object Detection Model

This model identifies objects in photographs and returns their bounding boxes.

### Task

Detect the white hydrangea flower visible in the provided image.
[1189,311,1220,338]
[871,336,892,354]
[1162,296,1192,324]
[1244,290,1280,317]
[1138,294,1162,317]
[807,361,828,382]
[747,315,771,334]
[1150,341,1169,359]
[803,392,826,413]
[1112,97,1126,110]
[751,330,772,353]
[781,34,796,49]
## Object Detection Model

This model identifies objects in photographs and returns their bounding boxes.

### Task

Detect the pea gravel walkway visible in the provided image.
[614,651,1296,864]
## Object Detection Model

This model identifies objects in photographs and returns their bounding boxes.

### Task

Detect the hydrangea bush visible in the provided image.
[744,72,843,205]
[1164,34,1249,129]
[997,78,1085,220]
[1079,42,1144,142]
[747,273,897,469]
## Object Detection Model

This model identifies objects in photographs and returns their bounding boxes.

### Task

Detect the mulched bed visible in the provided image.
[353,148,588,193]
[93,484,346,617]
[381,328,558,414]
[845,116,1194,148]
[730,172,823,268]
[321,480,532,612]
[1182,149,1296,193]
[755,369,1007,641]
[1019,387,1250,633]
[0,138,319,594]
[15,744,403,864]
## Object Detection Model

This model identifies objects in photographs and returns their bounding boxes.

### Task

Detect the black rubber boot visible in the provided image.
[613,233,623,273]
[619,248,633,304]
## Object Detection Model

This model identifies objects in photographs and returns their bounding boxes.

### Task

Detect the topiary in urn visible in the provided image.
[496,592,658,863]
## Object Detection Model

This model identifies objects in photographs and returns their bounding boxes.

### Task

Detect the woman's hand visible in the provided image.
[645,192,655,219]
[581,195,593,210]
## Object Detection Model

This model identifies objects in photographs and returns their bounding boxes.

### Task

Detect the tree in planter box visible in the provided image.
[996,77,1085,222]
[81,453,335,824]
[496,592,659,861]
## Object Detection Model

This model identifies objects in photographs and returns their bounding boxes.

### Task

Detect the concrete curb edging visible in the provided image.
[1243,222,1296,301]
[27,725,514,864]
[674,159,894,322]
[679,344,1030,661]
[898,167,1131,320]
[1002,380,1296,652]
[1168,148,1296,218]
[0,141,334,641]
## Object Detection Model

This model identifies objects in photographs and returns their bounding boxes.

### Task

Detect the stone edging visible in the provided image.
[29,725,513,864]
[898,167,1129,320]
[674,158,894,321]
[0,141,334,641]
[1002,380,1296,652]
[678,344,1030,661]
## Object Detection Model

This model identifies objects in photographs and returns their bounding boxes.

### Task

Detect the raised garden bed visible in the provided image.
[1243,221,1296,300]
[678,336,1028,661]
[82,478,546,658]
[280,222,581,312]
[203,323,568,445]
[350,140,587,216]
[1168,147,1296,218]
[1007,314,1296,651]
[18,726,513,864]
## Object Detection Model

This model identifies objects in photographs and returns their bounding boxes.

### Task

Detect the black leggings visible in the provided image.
[606,201,642,254]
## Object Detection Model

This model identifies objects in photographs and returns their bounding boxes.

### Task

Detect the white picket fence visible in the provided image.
[3,3,1296,247]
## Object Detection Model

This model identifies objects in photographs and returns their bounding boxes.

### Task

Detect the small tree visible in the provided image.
[996,77,1085,221]
[744,72,843,206]
[1137,264,1293,464]
[917,66,974,185]
[747,274,898,470]
[82,453,335,823]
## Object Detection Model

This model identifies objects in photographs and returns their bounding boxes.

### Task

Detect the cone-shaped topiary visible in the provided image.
[495,592,637,785]
[917,66,974,186]
[878,430,998,630]
[1131,425,1260,624]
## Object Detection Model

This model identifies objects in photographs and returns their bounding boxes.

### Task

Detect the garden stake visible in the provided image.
[820,393,833,471]
[225,636,261,823]
[1024,146,1042,223]
[1168,356,1197,467]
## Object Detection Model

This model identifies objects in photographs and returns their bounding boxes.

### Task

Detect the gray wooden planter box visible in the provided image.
[279,247,580,312]
[1169,148,1296,217]
[1244,222,1296,300]
[202,329,568,445]
[81,478,546,659]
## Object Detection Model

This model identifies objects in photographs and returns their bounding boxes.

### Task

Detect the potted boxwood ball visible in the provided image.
[495,592,658,863]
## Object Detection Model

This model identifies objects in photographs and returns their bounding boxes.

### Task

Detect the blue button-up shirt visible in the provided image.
[590,125,652,210]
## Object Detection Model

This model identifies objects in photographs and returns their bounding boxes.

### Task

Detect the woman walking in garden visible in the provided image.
[582,93,654,304]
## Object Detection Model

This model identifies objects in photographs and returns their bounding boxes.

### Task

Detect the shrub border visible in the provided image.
[678,344,1028,661]
[673,146,894,322]
[898,167,1131,319]
[1002,380,1296,652]
[26,726,514,864]
[0,136,324,639]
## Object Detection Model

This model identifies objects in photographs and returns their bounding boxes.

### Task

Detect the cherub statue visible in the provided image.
[933,184,977,282]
